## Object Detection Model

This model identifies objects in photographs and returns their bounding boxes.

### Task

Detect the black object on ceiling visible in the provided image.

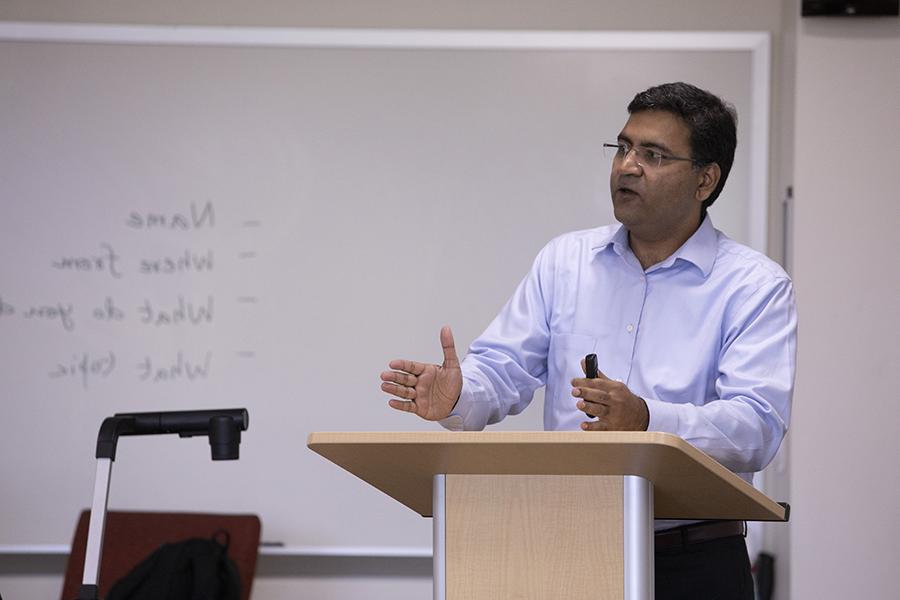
[802,0,899,15]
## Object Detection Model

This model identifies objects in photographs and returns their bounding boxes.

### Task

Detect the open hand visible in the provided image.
[380,326,463,421]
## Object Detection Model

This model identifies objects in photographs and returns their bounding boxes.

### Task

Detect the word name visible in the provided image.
[127,201,215,230]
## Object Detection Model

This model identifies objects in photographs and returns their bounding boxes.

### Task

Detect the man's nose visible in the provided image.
[615,148,643,175]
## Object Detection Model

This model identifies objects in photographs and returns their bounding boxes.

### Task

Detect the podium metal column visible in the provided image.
[433,474,446,600]
[624,475,654,599]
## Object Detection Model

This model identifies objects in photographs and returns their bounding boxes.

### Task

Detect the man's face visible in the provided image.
[609,110,711,242]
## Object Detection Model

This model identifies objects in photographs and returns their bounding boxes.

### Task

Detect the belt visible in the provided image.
[654,520,746,551]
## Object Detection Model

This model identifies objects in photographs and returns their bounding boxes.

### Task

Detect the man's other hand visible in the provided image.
[381,325,463,421]
[572,363,649,431]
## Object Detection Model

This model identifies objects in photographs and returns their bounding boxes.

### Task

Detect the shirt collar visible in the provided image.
[590,216,718,277]
[673,215,717,277]
[590,223,629,257]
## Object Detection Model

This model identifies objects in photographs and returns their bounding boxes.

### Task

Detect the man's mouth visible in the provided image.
[615,184,640,197]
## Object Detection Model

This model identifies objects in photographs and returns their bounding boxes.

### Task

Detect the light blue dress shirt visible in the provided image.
[443,217,797,494]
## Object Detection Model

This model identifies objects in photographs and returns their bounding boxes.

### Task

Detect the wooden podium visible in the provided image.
[307,431,787,600]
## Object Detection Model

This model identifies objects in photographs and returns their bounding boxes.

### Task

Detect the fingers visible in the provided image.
[574,382,649,431]
[571,376,618,390]
[571,384,610,401]
[576,396,608,421]
[576,398,607,414]
[572,383,609,418]
[380,370,418,387]
[388,398,419,413]
[387,359,427,376]
[381,381,417,400]
[440,325,460,369]
[384,357,428,406]
[581,418,610,432]
[383,326,459,420]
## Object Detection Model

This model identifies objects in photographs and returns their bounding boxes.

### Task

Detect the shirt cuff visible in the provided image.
[644,396,679,434]
[438,414,464,431]
[438,377,483,431]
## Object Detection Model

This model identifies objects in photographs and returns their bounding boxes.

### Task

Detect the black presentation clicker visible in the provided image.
[76,408,249,600]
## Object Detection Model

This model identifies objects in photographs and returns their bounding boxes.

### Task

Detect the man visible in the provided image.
[380,82,796,599]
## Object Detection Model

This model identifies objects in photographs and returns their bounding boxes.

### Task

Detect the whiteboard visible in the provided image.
[0,26,766,552]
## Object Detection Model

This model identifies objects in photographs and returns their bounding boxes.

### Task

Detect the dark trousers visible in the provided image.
[655,534,754,600]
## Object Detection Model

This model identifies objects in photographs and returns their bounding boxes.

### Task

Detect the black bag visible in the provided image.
[106,531,241,600]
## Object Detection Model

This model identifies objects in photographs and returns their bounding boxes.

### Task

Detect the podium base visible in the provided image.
[432,474,653,600]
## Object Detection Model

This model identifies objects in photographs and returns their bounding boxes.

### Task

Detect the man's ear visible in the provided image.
[695,163,721,204]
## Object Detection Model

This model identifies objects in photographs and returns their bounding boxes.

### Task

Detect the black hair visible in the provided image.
[627,82,737,213]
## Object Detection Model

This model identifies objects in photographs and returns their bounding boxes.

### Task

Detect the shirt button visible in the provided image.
[626,324,634,333]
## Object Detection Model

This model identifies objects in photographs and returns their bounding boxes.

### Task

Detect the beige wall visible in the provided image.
[791,10,900,600]
[1,0,784,30]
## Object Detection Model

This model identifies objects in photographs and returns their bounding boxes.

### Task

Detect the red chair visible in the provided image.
[60,510,261,600]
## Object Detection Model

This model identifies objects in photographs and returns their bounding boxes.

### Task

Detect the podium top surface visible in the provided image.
[307,431,787,522]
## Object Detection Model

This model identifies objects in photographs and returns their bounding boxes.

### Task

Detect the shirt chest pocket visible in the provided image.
[547,333,598,411]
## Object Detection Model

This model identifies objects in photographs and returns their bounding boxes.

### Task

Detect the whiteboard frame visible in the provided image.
[0,22,770,252]
[0,23,771,558]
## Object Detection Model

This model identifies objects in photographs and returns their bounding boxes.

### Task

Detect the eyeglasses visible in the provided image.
[602,142,699,169]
